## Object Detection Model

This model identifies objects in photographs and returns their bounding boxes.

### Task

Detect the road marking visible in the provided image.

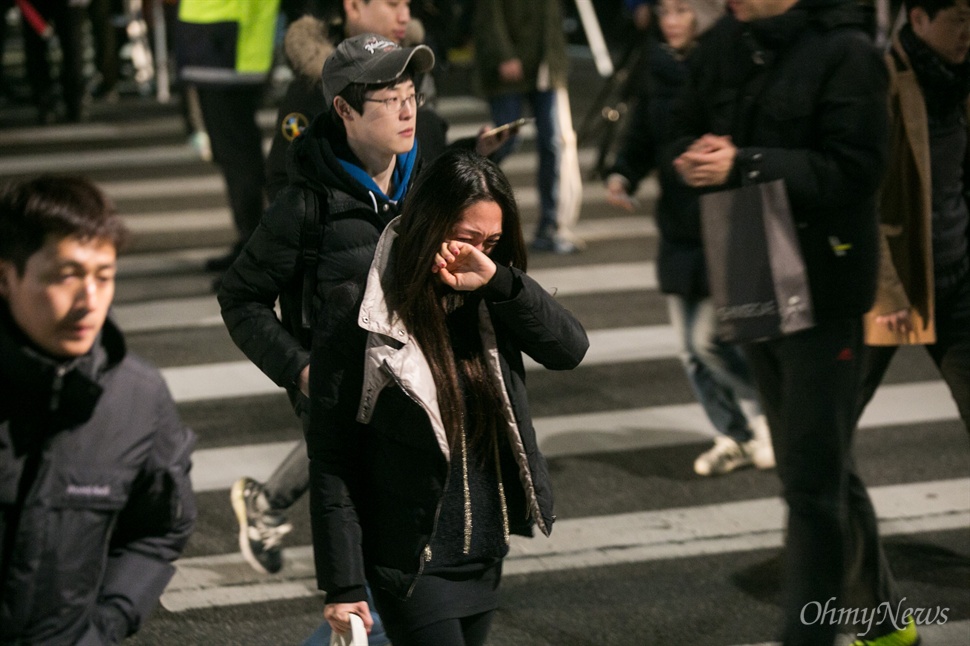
[161,478,970,611]
[186,381,960,493]
[160,323,671,403]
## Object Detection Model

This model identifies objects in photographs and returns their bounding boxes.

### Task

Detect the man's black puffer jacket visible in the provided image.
[218,113,412,397]
[666,0,890,321]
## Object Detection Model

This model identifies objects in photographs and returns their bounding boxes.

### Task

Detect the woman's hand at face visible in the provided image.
[431,240,497,291]
[324,601,373,635]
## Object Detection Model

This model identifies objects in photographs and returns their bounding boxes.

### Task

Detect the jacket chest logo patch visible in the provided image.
[66,484,112,498]
[282,112,309,141]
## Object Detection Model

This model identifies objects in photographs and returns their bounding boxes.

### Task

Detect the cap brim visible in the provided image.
[358,44,435,86]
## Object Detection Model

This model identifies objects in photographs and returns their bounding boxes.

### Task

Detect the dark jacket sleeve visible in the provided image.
[307,281,369,604]
[218,186,310,391]
[97,380,196,642]
[609,89,657,193]
[481,265,589,370]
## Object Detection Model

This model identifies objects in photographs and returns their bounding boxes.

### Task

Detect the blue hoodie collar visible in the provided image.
[337,142,417,204]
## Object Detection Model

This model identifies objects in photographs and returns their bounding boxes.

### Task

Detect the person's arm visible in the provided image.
[481,265,589,370]
[431,242,589,370]
[307,282,370,613]
[474,0,518,76]
[606,88,657,209]
[676,37,890,218]
[95,380,197,642]
[218,186,312,393]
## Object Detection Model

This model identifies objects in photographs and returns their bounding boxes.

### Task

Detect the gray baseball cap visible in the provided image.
[322,33,435,110]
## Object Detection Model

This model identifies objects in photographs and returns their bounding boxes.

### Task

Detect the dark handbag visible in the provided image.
[699,179,814,343]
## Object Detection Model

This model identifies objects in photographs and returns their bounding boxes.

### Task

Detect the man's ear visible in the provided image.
[909,6,929,31]
[344,0,360,21]
[334,97,356,122]
[0,260,14,299]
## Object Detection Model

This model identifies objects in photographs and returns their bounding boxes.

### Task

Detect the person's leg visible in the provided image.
[487,92,523,164]
[745,319,866,646]
[20,9,53,122]
[668,296,751,443]
[382,611,495,646]
[530,88,562,240]
[854,344,897,424]
[196,84,267,246]
[927,270,970,431]
[88,0,120,96]
[263,437,311,510]
[51,3,88,121]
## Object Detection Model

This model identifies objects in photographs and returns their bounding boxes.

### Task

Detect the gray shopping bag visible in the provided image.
[700,179,815,343]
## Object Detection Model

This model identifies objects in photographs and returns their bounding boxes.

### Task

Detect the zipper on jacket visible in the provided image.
[49,364,69,412]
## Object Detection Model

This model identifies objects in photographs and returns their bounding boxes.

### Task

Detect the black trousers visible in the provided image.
[744,318,900,646]
[22,0,87,120]
[197,84,267,245]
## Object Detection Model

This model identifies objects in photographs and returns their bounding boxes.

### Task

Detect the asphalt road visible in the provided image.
[0,49,967,646]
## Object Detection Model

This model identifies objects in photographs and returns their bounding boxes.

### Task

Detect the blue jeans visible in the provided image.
[302,586,390,646]
[488,90,561,236]
[666,295,761,442]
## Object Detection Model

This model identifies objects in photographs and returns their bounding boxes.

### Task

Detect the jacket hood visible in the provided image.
[283,15,428,85]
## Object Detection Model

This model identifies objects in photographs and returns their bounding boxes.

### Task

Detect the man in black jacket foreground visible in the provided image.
[667,1,915,645]
[0,176,197,644]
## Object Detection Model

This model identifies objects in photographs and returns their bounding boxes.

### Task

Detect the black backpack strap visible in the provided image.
[301,188,325,331]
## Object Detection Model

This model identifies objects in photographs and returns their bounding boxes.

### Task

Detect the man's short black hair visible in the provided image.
[0,175,128,274]
[904,0,962,20]
[330,71,415,124]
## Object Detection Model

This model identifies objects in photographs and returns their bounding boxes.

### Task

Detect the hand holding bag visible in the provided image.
[329,613,367,646]
[700,179,815,343]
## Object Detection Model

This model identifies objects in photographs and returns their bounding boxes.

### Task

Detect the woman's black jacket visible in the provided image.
[306,224,589,604]
[609,39,708,298]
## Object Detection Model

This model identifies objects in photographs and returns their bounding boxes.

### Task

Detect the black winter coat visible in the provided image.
[0,313,196,645]
[666,0,890,320]
[609,39,708,298]
[218,114,412,401]
[307,223,589,604]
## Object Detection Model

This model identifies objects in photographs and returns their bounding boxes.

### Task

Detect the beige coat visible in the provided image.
[864,36,970,346]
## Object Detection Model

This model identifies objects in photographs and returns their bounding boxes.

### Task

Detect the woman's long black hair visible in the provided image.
[389,148,527,451]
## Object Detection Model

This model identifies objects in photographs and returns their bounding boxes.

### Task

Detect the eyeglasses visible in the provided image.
[363,92,426,114]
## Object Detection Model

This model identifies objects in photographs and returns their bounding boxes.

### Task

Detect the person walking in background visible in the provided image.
[0,176,196,644]
[220,33,437,645]
[228,2,515,598]
[308,148,588,646]
[20,0,88,123]
[175,0,280,272]
[667,0,913,643]
[605,0,774,476]
[858,0,969,432]
[473,0,583,254]
[264,0,509,202]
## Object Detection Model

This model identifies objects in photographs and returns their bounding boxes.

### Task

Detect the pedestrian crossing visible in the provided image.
[0,89,966,646]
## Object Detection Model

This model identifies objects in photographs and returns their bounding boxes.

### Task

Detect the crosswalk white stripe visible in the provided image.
[160,478,970,611]
[114,258,657,332]
[160,323,669,403]
[187,381,959,493]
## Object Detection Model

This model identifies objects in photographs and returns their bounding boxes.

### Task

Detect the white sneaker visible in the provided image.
[748,415,776,470]
[694,435,755,476]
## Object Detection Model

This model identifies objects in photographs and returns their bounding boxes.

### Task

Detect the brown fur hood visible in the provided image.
[283,15,427,86]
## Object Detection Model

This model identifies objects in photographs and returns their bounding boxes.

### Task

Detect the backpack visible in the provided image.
[299,188,326,339]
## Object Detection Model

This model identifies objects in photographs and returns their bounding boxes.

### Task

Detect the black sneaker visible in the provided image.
[230,477,293,574]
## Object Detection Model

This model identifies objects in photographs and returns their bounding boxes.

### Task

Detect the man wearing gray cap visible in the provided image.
[218,32,434,645]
